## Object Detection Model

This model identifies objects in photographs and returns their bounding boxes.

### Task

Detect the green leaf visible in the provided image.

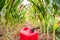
[6,0,12,9]
[0,0,5,11]
[10,0,21,12]
[53,4,58,15]
[53,0,60,8]
[45,0,49,4]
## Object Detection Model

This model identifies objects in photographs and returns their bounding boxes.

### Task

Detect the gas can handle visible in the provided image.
[32,27,40,32]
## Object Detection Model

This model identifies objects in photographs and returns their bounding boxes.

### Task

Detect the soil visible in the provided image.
[0,24,53,40]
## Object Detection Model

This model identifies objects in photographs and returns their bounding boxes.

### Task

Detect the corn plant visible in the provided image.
[0,0,60,40]
[28,0,60,40]
[0,0,23,40]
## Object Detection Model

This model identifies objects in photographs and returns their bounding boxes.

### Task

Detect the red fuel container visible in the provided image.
[20,27,38,40]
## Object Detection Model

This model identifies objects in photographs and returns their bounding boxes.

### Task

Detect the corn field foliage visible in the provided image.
[0,0,60,40]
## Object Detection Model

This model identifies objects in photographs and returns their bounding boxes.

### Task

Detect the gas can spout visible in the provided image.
[32,27,40,32]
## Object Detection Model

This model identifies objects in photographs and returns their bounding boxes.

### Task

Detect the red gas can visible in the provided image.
[20,27,38,40]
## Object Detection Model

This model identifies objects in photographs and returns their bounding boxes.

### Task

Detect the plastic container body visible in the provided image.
[20,27,38,40]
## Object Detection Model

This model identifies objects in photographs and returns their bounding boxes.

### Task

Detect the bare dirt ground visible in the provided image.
[0,23,53,40]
